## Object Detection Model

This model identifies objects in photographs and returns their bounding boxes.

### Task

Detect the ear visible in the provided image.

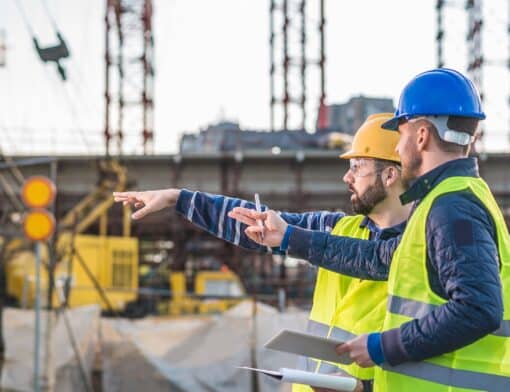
[415,125,430,152]
[383,166,399,188]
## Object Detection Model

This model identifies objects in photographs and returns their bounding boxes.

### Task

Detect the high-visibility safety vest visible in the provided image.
[293,215,388,392]
[374,176,510,392]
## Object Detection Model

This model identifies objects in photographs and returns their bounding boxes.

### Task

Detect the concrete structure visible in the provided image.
[1,152,509,301]
[2,152,510,227]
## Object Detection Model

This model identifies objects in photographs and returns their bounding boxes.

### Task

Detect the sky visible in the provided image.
[0,0,509,155]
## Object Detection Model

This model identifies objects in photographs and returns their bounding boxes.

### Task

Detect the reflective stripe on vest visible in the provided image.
[388,294,510,337]
[381,361,509,391]
[375,176,510,392]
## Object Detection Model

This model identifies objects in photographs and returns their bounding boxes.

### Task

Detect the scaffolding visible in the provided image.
[269,0,326,131]
[104,0,155,156]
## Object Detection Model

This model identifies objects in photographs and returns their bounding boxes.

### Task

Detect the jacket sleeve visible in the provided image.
[286,225,400,280]
[175,189,344,251]
[278,210,345,233]
[381,193,503,365]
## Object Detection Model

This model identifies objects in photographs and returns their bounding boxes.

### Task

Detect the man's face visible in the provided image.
[395,121,422,188]
[343,158,388,215]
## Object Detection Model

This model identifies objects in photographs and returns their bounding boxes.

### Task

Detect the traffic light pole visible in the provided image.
[33,242,42,392]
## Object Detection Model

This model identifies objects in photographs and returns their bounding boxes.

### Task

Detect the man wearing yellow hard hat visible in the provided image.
[114,113,410,392]
[228,113,410,392]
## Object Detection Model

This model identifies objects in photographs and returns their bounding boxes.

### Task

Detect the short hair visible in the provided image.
[374,158,401,171]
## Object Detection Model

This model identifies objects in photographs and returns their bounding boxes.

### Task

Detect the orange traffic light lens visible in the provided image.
[21,176,56,208]
[23,210,56,241]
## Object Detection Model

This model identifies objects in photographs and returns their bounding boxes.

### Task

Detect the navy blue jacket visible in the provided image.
[175,190,403,249]
[286,158,504,365]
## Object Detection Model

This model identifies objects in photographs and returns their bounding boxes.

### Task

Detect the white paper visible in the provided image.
[264,329,352,364]
[281,368,357,391]
[237,366,357,391]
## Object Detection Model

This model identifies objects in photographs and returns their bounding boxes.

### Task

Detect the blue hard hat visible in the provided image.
[382,68,486,130]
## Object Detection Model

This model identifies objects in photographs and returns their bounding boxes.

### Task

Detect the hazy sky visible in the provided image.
[0,0,509,155]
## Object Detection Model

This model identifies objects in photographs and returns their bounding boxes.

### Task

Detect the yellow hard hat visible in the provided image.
[339,113,401,163]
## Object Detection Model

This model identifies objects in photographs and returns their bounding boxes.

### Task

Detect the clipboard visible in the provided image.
[264,329,353,364]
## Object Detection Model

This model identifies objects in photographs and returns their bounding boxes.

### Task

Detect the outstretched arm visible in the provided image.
[230,208,399,280]
[114,189,344,252]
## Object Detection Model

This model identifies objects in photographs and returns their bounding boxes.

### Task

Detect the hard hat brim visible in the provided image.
[339,150,400,163]
[381,116,400,131]
[338,150,356,159]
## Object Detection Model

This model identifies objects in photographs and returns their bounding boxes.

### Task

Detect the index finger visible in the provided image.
[231,207,267,220]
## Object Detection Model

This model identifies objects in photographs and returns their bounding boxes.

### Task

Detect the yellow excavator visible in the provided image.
[2,160,245,316]
[5,160,138,312]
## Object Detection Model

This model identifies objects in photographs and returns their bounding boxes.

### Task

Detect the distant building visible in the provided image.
[179,95,393,153]
[317,95,394,135]
[180,121,335,153]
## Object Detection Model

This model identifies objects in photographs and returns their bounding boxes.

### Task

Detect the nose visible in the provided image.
[343,169,354,184]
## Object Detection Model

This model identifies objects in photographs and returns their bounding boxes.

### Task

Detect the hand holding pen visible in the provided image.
[228,197,288,248]
[254,193,265,241]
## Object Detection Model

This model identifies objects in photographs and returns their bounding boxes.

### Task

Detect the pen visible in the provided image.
[254,193,265,241]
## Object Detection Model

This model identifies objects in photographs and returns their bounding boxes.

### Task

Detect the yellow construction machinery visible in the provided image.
[165,270,245,316]
[3,160,245,316]
[5,160,138,312]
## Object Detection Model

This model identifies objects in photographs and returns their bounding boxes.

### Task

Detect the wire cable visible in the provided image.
[41,0,59,31]
[12,0,36,36]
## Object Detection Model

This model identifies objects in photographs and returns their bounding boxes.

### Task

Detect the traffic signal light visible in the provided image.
[21,176,56,242]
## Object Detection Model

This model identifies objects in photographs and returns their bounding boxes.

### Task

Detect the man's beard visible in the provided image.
[350,175,388,215]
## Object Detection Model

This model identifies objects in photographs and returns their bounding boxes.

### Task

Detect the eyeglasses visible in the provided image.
[348,158,401,178]
[348,158,384,178]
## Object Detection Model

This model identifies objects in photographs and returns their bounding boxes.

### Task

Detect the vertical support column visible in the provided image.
[142,0,154,154]
[33,242,42,392]
[300,0,307,129]
[436,0,445,68]
[466,0,484,148]
[270,0,276,131]
[283,0,289,130]
[508,0,510,144]
[319,0,326,109]
[104,1,112,156]
[115,1,124,155]
[466,0,484,100]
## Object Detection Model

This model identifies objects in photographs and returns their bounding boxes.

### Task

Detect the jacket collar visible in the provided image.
[399,157,480,205]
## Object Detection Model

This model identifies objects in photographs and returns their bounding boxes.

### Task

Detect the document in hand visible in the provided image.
[238,366,357,392]
[264,329,353,364]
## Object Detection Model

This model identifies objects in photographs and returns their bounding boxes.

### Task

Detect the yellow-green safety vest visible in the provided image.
[374,176,510,392]
[293,215,388,392]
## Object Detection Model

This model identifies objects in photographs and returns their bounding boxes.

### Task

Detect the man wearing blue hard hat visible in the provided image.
[235,68,510,391]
